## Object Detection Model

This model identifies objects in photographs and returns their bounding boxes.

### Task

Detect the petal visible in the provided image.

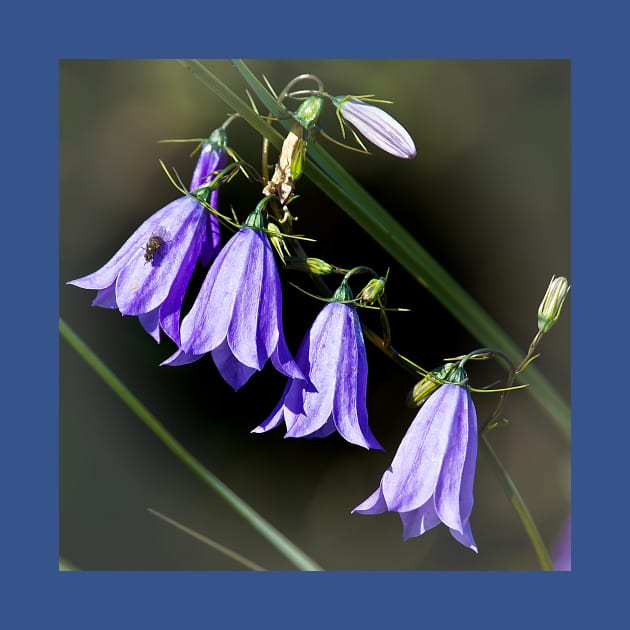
[283,305,342,437]
[340,98,416,159]
[180,228,255,355]
[139,308,161,342]
[92,283,118,308]
[399,501,441,540]
[458,394,478,526]
[116,198,202,315]
[382,384,460,512]
[434,386,474,533]
[252,391,288,433]
[257,234,303,379]
[212,339,257,391]
[160,348,204,367]
[68,198,184,290]
[449,518,478,553]
[226,231,265,369]
[332,305,382,450]
[352,485,388,515]
[157,214,206,345]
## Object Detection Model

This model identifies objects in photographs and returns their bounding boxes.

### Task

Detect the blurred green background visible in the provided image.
[59,59,570,570]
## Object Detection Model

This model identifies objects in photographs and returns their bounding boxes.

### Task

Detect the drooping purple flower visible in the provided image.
[253,285,383,450]
[333,96,416,159]
[162,206,303,391]
[353,373,478,551]
[67,129,228,345]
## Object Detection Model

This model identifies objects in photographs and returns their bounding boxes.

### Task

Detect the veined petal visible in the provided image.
[399,501,441,541]
[340,98,416,159]
[352,485,388,515]
[139,308,161,342]
[252,392,288,433]
[212,340,257,391]
[92,283,117,308]
[434,385,473,533]
[160,347,205,367]
[285,304,343,436]
[449,518,478,553]
[257,233,303,379]
[226,231,265,369]
[68,199,184,291]
[116,199,201,315]
[332,305,382,450]
[382,385,458,512]
[180,228,254,355]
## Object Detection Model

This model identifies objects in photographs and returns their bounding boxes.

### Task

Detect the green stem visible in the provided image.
[481,435,554,570]
[59,318,323,571]
[178,59,570,442]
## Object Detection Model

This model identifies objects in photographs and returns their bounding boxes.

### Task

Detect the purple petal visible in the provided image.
[252,393,287,433]
[68,200,181,290]
[160,348,204,367]
[139,308,161,342]
[434,387,477,533]
[340,98,416,159]
[399,501,441,541]
[432,386,472,532]
[115,198,201,315]
[92,283,118,308]
[257,235,303,380]
[225,233,265,370]
[212,340,257,391]
[382,384,459,512]
[332,305,382,450]
[449,519,478,553]
[180,228,255,355]
[352,485,388,515]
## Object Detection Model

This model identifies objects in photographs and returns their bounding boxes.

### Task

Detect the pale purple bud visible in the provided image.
[336,97,416,159]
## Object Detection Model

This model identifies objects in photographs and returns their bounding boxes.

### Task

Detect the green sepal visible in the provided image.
[331,279,353,303]
[293,95,324,131]
[244,199,267,230]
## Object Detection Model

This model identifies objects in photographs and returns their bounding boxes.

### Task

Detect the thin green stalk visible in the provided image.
[481,435,554,570]
[59,318,323,571]
[178,59,569,442]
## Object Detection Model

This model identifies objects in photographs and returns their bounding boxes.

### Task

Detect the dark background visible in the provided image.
[60,59,570,570]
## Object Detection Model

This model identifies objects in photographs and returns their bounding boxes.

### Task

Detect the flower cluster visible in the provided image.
[68,70,569,561]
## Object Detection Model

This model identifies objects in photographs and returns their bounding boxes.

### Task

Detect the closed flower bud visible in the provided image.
[332,96,416,159]
[407,363,457,407]
[537,275,570,333]
[285,257,337,275]
[357,277,387,305]
[292,95,324,131]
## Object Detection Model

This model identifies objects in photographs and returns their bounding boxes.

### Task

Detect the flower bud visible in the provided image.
[406,363,459,407]
[537,275,570,333]
[285,257,337,275]
[357,277,387,305]
[293,95,324,131]
[332,96,416,159]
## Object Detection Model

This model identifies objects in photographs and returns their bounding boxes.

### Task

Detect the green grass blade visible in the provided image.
[481,436,554,570]
[59,318,323,571]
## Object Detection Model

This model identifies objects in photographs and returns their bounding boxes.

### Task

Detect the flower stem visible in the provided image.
[480,435,553,570]
[59,318,323,571]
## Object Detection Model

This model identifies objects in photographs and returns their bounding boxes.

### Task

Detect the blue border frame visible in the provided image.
[7,0,624,626]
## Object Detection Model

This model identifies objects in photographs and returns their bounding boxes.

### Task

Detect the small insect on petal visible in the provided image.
[143,226,170,263]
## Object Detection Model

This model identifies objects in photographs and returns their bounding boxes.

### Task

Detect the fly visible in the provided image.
[143,226,169,263]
